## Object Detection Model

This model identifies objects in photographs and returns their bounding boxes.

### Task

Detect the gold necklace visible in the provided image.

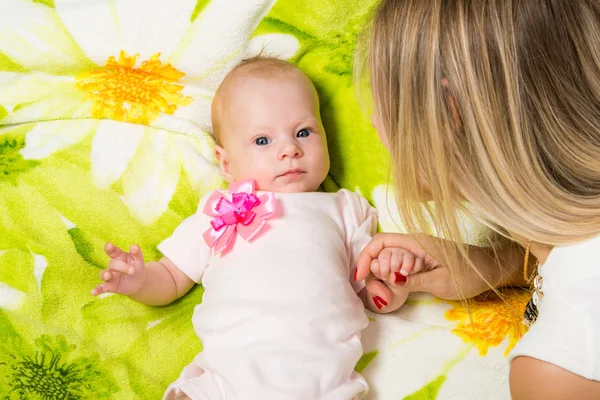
[522,241,543,327]
[523,241,539,282]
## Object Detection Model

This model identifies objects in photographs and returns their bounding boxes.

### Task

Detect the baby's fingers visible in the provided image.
[108,259,135,275]
[390,255,425,285]
[388,251,415,285]
[399,252,416,277]
[99,269,113,282]
[91,282,118,296]
[129,245,145,266]
[104,242,127,260]
[411,257,424,274]
[370,259,381,279]
[376,249,392,279]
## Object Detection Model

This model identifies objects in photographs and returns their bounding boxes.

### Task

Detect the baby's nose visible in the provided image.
[279,142,302,159]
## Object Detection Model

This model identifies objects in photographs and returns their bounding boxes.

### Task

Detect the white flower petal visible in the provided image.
[55,0,197,63]
[169,0,276,88]
[4,91,91,126]
[147,317,166,330]
[54,0,121,64]
[0,1,95,73]
[91,121,145,189]
[121,129,181,225]
[59,214,77,230]
[172,85,214,133]
[372,184,409,233]
[32,253,48,293]
[361,313,462,399]
[0,282,25,310]
[153,114,210,140]
[174,133,222,190]
[437,346,511,399]
[246,34,300,60]
[117,0,197,61]
[20,119,98,160]
[0,73,81,124]
[0,72,74,106]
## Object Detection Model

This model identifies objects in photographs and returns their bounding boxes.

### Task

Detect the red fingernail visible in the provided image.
[373,296,388,309]
[375,296,388,306]
[372,296,383,309]
[394,272,407,285]
[353,268,358,281]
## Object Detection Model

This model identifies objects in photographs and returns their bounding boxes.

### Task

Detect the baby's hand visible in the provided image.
[370,247,423,286]
[90,243,146,296]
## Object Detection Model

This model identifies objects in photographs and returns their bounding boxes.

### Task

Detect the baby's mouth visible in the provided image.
[277,169,305,179]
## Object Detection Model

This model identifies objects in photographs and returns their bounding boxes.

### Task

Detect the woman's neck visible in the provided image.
[530,242,554,265]
[508,231,554,265]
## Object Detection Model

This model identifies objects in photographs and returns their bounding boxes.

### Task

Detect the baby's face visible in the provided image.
[215,73,330,193]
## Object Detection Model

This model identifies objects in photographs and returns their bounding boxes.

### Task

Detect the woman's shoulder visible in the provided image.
[509,234,600,382]
[542,234,600,282]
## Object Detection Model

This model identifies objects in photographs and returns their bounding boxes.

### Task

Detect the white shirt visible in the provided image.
[159,189,376,400]
[509,235,600,381]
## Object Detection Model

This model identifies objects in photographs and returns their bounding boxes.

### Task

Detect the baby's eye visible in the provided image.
[255,137,271,146]
[297,128,311,138]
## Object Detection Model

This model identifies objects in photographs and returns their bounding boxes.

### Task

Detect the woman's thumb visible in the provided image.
[401,268,449,298]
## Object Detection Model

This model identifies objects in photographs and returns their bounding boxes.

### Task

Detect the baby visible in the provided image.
[91,57,417,399]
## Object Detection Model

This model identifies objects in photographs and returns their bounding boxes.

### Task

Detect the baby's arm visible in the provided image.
[91,243,195,306]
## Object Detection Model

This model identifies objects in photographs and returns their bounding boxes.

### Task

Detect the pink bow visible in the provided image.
[202,180,277,255]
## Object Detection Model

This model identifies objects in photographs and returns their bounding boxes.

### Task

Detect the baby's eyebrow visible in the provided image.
[293,117,319,127]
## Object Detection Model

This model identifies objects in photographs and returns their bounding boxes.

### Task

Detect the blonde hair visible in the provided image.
[356,0,600,269]
[212,57,308,145]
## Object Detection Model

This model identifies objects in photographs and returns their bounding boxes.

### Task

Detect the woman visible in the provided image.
[354,0,600,398]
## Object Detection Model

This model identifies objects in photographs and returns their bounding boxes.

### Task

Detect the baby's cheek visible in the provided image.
[230,158,260,180]
[250,172,277,191]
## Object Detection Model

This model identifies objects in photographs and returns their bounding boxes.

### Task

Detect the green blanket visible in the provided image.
[0,1,529,398]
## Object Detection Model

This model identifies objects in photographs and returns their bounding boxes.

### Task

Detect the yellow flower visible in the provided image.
[0,0,300,224]
[445,289,530,356]
[76,51,192,125]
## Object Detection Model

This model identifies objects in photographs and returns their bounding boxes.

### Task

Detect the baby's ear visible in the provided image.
[214,145,233,182]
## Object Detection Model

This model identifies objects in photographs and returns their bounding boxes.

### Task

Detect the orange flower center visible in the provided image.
[76,51,192,125]
[445,289,530,356]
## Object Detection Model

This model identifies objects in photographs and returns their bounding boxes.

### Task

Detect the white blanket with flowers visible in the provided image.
[0,0,528,398]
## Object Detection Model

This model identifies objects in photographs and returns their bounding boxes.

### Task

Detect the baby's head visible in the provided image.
[211,57,330,193]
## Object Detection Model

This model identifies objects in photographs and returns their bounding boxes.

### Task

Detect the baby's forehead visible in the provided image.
[212,58,318,144]
[224,63,309,94]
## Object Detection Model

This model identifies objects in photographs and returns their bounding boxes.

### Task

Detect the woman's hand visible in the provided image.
[356,233,525,300]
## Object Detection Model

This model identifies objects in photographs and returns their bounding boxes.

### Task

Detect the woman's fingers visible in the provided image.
[401,267,461,300]
[359,274,393,313]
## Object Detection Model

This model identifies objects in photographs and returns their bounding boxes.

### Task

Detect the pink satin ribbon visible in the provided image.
[202,180,276,255]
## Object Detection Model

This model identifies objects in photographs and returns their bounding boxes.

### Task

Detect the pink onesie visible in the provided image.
[159,186,377,400]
